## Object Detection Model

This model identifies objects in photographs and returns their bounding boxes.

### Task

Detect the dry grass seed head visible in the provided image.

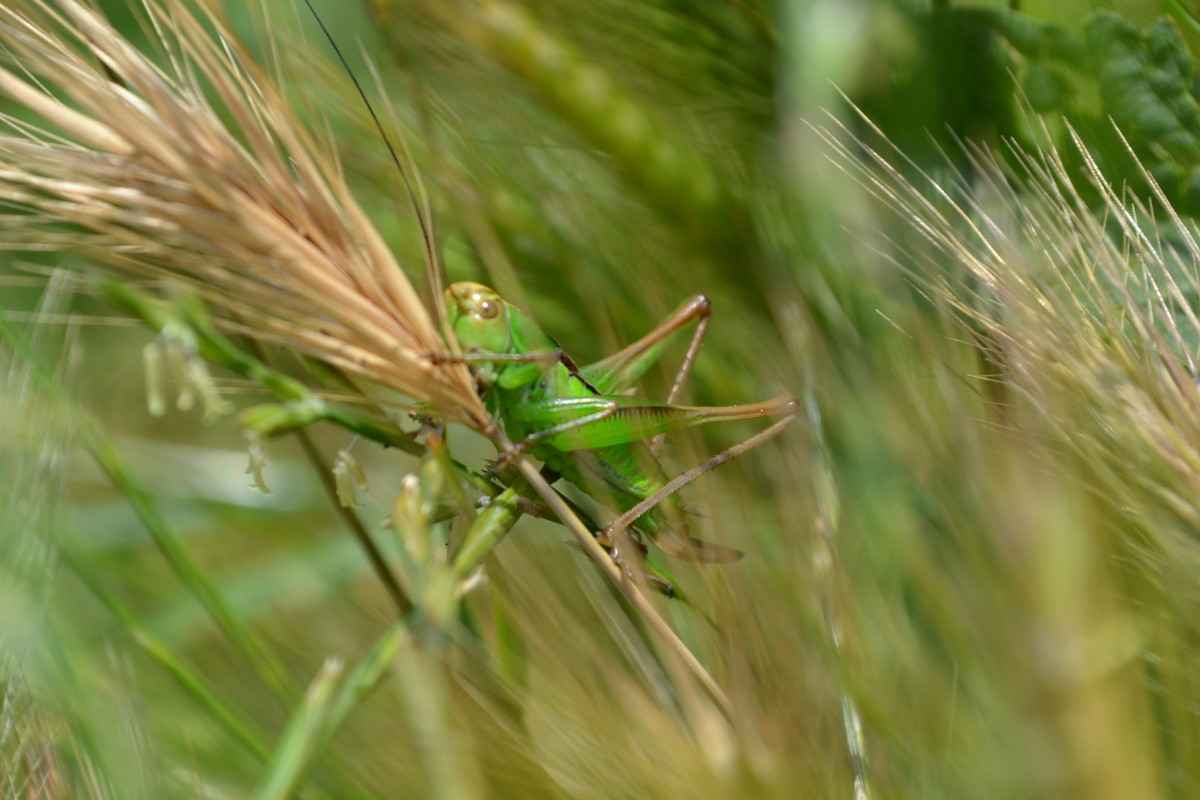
[816,111,1200,544]
[0,0,486,428]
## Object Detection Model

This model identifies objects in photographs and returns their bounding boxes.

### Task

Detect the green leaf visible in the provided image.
[1086,12,1200,157]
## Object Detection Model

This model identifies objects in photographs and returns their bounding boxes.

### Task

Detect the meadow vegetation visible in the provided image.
[3,1,1200,797]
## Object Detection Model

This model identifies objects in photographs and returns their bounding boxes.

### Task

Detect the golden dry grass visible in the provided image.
[0,0,485,427]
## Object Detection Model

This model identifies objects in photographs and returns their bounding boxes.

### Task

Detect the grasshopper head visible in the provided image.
[445,282,511,357]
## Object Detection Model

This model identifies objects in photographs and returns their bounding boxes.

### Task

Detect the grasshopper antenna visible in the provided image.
[300,1,440,305]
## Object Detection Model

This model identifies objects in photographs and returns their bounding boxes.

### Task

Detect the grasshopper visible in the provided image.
[442,281,796,570]
[292,3,793,582]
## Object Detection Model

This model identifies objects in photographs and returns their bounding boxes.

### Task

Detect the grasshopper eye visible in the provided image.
[477,298,499,319]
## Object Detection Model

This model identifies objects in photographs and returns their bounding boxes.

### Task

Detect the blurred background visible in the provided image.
[5,0,1200,797]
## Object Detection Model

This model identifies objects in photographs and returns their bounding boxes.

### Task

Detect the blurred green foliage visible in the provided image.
[6,0,1200,798]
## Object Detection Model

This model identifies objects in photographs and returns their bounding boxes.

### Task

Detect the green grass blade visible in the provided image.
[59,548,273,764]
[255,659,344,800]
[80,419,299,706]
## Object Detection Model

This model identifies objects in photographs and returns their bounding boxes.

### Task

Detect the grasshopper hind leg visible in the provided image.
[606,399,798,561]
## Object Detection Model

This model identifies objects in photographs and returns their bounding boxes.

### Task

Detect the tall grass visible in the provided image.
[1,0,1198,798]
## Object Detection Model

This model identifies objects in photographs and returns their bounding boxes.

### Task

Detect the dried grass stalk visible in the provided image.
[0,0,487,429]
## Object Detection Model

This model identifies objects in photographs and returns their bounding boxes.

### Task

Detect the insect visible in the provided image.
[293,4,792,581]
[443,281,797,569]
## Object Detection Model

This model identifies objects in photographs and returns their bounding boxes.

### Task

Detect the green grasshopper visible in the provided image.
[442,281,797,572]
[292,4,792,583]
